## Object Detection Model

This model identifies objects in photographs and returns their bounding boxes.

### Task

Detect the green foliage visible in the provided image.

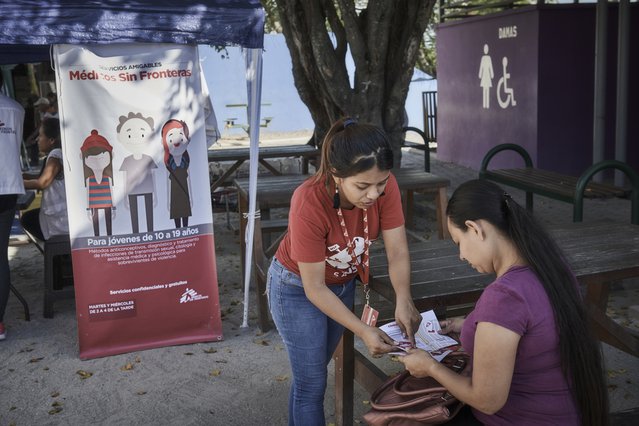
[261,0,282,33]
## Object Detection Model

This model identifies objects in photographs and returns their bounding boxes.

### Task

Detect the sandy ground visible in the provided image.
[1,141,638,425]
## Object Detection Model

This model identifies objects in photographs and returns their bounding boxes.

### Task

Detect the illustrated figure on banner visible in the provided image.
[478,44,494,109]
[80,130,115,236]
[161,119,192,228]
[116,112,158,234]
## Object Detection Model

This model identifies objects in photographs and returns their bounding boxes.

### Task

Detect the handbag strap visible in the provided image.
[392,373,449,397]
[369,371,453,411]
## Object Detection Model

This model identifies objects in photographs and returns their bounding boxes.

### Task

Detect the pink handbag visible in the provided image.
[363,352,470,426]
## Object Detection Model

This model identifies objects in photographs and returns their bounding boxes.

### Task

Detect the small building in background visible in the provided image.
[436,3,639,175]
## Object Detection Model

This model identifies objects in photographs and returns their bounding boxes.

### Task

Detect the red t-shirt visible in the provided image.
[275,173,405,285]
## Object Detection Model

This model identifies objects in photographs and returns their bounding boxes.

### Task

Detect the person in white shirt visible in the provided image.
[0,86,26,341]
[21,117,68,241]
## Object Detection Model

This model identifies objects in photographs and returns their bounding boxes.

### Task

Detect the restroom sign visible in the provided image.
[478,43,517,109]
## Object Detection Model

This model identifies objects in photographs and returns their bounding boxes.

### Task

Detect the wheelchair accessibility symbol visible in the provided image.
[497,57,516,108]
[478,44,516,109]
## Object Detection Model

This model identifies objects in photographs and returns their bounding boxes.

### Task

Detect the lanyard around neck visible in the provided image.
[336,206,370,286]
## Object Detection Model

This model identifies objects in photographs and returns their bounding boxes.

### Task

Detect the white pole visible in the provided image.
[241,48,263,328]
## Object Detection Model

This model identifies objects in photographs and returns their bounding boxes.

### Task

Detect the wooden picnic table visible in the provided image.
[207,144,320,191]
[333,221,639,425]
[233,167,451,245]
[233,168,451,331]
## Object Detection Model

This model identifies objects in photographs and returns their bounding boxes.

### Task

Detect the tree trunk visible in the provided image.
[273,0,435,167]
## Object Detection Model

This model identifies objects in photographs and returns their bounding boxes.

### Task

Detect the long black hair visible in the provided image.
[447,179,608,426]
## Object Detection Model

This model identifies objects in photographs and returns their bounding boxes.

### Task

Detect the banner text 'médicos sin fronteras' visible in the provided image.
[68,67,192,83]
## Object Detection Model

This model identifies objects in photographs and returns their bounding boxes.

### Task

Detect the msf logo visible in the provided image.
[179,288,209,303]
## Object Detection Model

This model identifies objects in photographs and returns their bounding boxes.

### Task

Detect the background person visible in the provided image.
[43,93,59,119]
[22,95,38,167]
[268,117,422,425]
[33,96,50,116]
[0,87,26,341]
[21,117,68,241]
[24,94,59,167]
[400,179,609,426]
[24,96,50,166]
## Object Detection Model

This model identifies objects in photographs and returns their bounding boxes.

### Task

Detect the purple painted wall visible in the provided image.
[437,7,539,170]
[536,7,595,175]
[436,4,639,175]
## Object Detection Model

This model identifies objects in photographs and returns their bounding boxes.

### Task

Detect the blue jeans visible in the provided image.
[268,257,355,426]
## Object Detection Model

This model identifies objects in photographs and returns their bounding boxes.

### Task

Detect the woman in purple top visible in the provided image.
[400,180,608,426]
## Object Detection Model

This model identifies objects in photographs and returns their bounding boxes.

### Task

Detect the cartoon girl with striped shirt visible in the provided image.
[80,130,115,236]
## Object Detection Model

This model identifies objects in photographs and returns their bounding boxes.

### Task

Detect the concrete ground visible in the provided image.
[1,139,637,425]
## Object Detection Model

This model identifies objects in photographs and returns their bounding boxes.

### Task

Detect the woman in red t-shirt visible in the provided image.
[269,117,421,425]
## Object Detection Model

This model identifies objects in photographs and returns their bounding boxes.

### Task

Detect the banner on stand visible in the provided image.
[54,43,222,359]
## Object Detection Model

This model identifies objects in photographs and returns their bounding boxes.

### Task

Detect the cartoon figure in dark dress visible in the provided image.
[161,119,192,228]
[80,130,115,236]
[116,112,158,233]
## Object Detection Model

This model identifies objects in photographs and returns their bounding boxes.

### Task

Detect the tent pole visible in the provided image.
[614,0,629,187]
[592,0,607,182]
[241,48,263,328]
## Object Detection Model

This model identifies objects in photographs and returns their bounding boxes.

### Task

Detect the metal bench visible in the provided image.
[479,143,639,224]
[402,126,430,173]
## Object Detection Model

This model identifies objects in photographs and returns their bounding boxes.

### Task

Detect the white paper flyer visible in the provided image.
[380,310,459,361]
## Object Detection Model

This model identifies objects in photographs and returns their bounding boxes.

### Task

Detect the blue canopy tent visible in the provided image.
[0,0,265,327]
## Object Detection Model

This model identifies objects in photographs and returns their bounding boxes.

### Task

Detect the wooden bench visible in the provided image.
[207,144,320,191]
[20,227,74,318]
[479,143,639,224]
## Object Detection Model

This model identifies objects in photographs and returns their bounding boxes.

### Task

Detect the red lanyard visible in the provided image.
[336,206,370,286]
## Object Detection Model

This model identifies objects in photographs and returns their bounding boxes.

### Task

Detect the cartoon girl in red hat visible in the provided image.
[161,119,192,228]
[80,130,115,236]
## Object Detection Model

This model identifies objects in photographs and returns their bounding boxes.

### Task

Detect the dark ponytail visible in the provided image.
[313,117,393,185]
[447,180,609,426]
